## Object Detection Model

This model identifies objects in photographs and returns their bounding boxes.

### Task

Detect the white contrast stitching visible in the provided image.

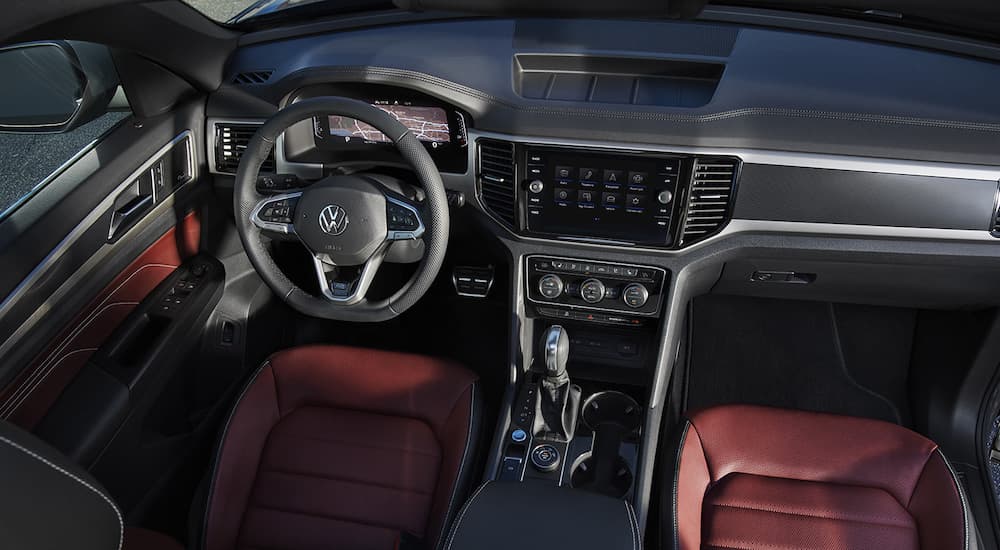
[0,435,123,550]
[937,449,970,550]
[626,500,641,550]
[444,481,490,550]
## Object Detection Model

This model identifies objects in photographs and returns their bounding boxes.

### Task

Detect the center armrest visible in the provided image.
[444,480,640,550]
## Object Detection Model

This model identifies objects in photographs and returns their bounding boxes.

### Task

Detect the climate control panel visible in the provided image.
[526,256,667,317]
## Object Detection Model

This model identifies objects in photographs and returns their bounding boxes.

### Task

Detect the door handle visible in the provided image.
[108,172,154,241]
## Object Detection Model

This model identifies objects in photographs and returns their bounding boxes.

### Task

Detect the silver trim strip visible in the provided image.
[468,129,1000,180]
[0,131,196,359]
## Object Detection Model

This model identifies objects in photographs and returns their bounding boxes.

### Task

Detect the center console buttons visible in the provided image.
[580,278,606,304]
[538,274,564,299]
[623,284,649,308]
[531,444,561,472]
[528,179,544,193]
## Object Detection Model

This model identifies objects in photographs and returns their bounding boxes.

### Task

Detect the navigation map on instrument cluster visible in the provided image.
[328,105,450,144]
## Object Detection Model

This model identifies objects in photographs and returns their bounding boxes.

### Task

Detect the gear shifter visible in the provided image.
[533,326,582,442]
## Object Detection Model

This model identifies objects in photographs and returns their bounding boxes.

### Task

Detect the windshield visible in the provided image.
[184,0,998,41]
[184,0,388,24]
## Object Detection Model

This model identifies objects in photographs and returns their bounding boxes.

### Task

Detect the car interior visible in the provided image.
[1,0,999,549]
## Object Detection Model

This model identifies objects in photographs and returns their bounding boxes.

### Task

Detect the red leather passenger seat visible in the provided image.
[669,405,973,550]
[203,346,480,550]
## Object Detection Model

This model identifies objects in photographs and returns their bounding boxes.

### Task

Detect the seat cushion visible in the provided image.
[204,346,479,550]
[668,405,970,550]
[702,474,918,549]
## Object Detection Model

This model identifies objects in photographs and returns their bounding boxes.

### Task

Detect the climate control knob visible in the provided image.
[622,283,649,308]
[528,179,544,193]
[580,278,606,304]
[538,274,564,299]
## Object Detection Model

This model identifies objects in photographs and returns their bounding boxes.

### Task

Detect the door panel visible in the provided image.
[0,212,200,429]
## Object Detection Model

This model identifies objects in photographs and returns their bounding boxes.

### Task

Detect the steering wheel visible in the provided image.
[234,97,450,322]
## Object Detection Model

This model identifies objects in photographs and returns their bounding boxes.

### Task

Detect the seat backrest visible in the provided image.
[666,405,978,550]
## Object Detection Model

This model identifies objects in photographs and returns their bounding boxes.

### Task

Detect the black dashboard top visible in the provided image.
[213,17,1000,166]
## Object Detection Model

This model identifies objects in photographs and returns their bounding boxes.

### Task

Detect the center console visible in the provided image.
[492,253,668,515]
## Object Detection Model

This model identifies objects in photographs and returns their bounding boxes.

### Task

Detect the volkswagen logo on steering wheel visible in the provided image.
[318,204,349,235]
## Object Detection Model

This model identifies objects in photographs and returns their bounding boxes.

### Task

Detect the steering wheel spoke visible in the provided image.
[310,242,389,304]
[385,195,425,242]
[250,192,302,236]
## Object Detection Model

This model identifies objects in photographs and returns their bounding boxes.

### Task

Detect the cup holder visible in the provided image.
[571,391,642,498]
[581,391,642,434]
[570,453,633,498]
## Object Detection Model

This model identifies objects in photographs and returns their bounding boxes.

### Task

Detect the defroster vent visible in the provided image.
[214,122,275,174]
[477,139,517,227]
[680,158,738,245]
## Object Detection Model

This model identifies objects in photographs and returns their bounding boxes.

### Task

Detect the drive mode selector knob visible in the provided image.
[579,278,606,304]
[622,283,649,308]
[531,444,561,472]
[538,274,564,299]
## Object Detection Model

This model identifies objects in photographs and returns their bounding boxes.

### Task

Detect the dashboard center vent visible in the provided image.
[680,158,739,245]
[477,139,517,227]
[231,70,274,85]
[213,122,275,174]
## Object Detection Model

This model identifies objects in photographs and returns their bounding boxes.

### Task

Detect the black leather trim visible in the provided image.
[444,480,639,550]
[0,421,123,550]
[669,421,691,550]
[434,381,482,550]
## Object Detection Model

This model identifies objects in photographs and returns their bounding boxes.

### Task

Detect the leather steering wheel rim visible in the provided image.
[233,97,450,322]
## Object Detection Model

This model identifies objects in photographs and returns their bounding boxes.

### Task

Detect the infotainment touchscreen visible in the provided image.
[522,147,683,246]
[326,105,451,145]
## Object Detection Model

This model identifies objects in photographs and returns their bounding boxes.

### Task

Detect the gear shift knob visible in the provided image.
[542,325,570,380]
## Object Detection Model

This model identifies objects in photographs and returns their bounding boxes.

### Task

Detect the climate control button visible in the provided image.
[538,274,564,299]
[622,284,649,308]
[580,278,606,304]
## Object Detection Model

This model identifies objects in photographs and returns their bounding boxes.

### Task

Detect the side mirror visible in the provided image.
[0,40,119,133]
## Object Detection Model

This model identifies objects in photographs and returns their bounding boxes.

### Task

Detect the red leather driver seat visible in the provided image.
[203,345,480,550]
[668,405,975,550]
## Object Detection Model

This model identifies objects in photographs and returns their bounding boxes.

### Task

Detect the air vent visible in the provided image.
[992,210,1000,236]
[477,139,517,227]
[231,70,274,85]
[680,158,738,246]
[214,122,275,174]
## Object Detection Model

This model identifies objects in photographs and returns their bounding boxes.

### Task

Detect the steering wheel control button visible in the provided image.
[623,284,649,308]
[259,197,298,224]
[387,203,419,231]
[580,278,606,303]
[528,179,544,194]
[538,274,564,299]
[511,429,528,443]
[531,444,561,473]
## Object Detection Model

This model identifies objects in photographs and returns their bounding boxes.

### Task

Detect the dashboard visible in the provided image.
[206,15,1000,308]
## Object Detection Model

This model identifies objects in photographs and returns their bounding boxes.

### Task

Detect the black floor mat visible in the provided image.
[686,295,915,425]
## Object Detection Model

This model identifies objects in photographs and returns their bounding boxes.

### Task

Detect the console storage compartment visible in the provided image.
[446,481,639,550]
